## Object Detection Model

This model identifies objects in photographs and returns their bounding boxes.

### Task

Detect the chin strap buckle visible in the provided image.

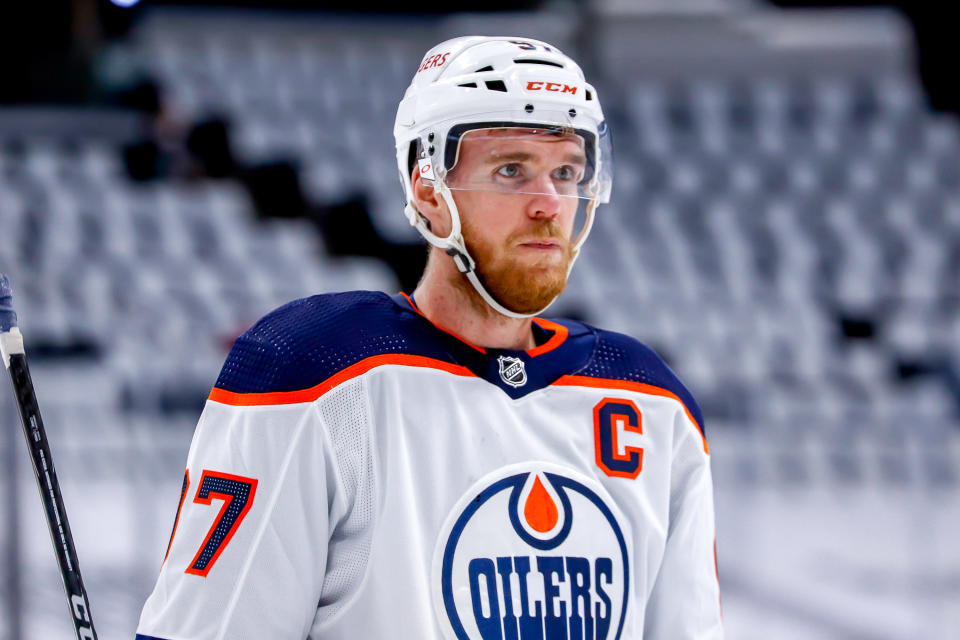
[445,246,475,274]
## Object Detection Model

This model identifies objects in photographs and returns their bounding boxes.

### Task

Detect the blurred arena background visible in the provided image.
[1,0,959,638]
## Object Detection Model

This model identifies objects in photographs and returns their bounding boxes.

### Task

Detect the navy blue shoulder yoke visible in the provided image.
[213,290,702,430]
[574,326,705,435]
[214,291,445,394]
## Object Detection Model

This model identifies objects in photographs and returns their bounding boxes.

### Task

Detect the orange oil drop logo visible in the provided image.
[523,475,559,533]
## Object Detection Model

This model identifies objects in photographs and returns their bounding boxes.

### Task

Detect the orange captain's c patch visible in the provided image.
[593,398,644,479]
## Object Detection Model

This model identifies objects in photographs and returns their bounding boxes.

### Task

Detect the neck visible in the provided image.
[412,253,537,351]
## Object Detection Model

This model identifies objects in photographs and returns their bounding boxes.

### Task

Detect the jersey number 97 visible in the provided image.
[164,469,259,577]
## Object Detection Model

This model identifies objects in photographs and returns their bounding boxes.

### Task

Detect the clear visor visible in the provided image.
[418,123,612,204]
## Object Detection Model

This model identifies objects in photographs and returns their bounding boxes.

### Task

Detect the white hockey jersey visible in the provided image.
[136,291,722,639]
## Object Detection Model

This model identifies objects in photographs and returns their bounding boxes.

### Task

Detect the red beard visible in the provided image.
[459,217,574,315]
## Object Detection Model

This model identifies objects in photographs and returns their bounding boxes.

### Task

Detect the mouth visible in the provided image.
[518,239,562,250]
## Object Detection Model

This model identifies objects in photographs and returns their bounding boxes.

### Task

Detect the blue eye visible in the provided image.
[553,166,574,181]
[497,164,521,178]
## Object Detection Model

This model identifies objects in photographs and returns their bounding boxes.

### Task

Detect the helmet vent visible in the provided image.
[484,80,507,92]
[475,65,494,72]
[515,59,564,68]
[585,89,593,101]
[459,82,478,88]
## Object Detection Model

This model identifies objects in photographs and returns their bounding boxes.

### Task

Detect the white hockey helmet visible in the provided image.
[394,36,612,318]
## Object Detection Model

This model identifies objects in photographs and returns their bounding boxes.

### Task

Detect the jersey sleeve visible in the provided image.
[642,408,723,638]
[135,397,341,639]
[136,321,364,639]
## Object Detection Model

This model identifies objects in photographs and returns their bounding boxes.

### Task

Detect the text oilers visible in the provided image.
[433,463,631,639]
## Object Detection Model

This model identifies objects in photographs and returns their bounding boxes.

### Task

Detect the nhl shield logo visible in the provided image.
[497,355,527,388]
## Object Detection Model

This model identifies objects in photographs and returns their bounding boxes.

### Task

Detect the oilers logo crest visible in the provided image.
[433,463,630,640]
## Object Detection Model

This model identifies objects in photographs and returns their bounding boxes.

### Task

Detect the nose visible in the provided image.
[525,174,562,220]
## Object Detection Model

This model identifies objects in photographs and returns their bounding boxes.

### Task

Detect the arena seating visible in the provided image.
[2,20,957,460]
[137,23,960,450]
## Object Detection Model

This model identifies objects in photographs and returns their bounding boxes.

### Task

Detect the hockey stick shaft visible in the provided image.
[1,276,97,640]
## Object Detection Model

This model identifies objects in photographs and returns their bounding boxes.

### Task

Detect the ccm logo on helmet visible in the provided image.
[526,81,577,95]
[418,52,450,73]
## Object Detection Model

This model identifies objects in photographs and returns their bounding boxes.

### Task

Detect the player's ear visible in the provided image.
[411,168,452,238]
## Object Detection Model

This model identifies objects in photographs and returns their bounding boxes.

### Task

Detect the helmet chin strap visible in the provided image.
[406,180,597,320]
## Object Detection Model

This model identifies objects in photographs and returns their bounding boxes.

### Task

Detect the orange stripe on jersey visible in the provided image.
[208,354,476,406]
[527,318,569,357]
[552,375,709,454]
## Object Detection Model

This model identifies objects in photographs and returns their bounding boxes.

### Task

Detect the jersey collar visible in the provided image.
[392,292,593,399]
[396,292,569,357]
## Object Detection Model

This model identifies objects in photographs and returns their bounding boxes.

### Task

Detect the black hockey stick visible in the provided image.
[0,274,98,640]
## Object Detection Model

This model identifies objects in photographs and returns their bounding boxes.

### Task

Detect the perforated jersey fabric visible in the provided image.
[578,327,706,434]
[215,291,425,394]
[315,377,376,625]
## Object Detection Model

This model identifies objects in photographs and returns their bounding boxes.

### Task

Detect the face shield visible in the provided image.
[415,119,613,250]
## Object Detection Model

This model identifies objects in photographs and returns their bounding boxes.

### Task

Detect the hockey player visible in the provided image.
[136,36,723,639]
